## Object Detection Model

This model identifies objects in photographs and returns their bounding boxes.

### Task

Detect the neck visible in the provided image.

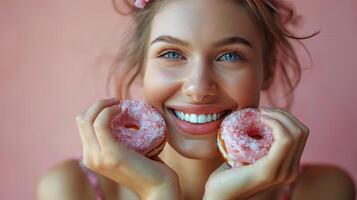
[159,144,224,200]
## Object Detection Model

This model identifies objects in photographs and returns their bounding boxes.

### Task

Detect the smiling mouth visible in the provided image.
[169,108,232,124]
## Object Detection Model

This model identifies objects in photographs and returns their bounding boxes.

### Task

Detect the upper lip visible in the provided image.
[167,104,236,114]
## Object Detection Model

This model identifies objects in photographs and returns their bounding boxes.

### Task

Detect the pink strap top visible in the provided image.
[78,157,307,200]
[78,158,105,200]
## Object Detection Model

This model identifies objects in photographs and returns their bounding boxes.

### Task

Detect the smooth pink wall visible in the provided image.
[1,0,356,199]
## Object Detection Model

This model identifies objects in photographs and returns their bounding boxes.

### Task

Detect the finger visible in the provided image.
[93,104,122,153]
[80,98,120,152]
[210,162,231,177]
[76,113,100,153]
[109,149,174,190]
[261,107,308,133]
[85,98,120,123]
[76,116,91,166]
[288,127,309,183]
[92,105,173,186]
[207,113,296,199]
[260,109,302,183]
[205,163,256,199]
[258,115,293,182]
[261,108,309,183]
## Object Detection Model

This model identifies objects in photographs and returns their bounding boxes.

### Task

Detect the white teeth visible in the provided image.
[198,114,206,124]
[184,113,190,121]
[174,110,226,124]
[213,113,217,121]
[206,114,213,122]
[180,112,184,120]
[189,114,198,123]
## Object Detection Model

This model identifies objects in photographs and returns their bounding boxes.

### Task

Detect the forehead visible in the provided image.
[150,0,263,51]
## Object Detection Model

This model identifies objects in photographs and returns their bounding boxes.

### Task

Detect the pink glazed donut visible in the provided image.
[217,108,274,167]
[110,100,167,158]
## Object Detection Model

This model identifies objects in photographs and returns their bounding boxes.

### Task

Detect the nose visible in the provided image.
[182,62,218,102]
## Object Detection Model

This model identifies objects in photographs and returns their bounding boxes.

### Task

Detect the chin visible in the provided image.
[167,133,221,160]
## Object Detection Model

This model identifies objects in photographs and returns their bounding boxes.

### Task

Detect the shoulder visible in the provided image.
[292,163,356,200]
[37,159,94,200]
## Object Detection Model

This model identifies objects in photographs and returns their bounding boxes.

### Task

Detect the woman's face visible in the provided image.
[143,0,265,159]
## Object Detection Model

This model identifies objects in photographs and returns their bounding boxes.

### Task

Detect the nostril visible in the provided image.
[182,77,218,101]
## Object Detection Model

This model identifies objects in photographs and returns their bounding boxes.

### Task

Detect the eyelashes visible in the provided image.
[217,51,242,62]
[159,50,183,61]
[156,49,245,63]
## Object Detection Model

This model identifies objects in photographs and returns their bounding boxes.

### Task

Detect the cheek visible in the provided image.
[223,69,262,106]
[143,65,180,114]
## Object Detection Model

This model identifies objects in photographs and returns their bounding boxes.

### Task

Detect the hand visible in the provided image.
[75,98,182,200]
[203,108,310,200]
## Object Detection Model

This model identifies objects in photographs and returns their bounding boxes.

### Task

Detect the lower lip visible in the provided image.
[172,112,224,136]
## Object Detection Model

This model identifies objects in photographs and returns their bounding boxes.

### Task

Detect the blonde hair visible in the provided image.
[107,0,319,110]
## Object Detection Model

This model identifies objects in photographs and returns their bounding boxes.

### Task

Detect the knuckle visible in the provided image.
[279,141,293,152]
[75,115,84,124]
[299,123,309,133]
[82,158,94,169]
[304,126,310,135]
[259,172,276,184]
[93,122,101,130]
[101,107,113,116]
[285,139,294,147]
[82,115,92,124]
[95,107,112,123]
[286,172,299,184]
[102,146,127,163]
[280,136,294,147]
[93,108,115,130]
[292,130,303,141]
[102,156,121,168]
[274,121,286,131]
[93,119,105,130]
[275,174,284,185]
[75,111,89,124]
[91,156,103,170]
[292,128,301,136]
[94,99,107,108]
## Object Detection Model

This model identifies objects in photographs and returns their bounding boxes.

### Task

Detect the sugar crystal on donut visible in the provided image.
[110,100,167,157]
[217,108,274,167]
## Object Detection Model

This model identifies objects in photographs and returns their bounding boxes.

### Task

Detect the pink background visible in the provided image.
[1,0,356,199]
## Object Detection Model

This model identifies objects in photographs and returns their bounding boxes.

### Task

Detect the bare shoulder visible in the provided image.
[292,163,356,200]
[37,159,94,200]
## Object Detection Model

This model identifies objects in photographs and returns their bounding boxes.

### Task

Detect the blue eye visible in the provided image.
[218,52,241,62]
[161,51,182,60]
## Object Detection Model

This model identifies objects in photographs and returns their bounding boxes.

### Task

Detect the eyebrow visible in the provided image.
[150,35,254,49]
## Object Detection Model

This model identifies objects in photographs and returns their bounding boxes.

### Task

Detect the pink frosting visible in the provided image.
[110,100,166,155]
[219,108,274,167]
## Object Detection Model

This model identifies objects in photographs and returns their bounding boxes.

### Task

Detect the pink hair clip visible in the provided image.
[134,0,150,9]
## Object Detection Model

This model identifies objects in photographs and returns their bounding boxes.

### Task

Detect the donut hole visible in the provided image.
[241,161,250,165]
[124,123,139,132]
[246,126,263,140]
